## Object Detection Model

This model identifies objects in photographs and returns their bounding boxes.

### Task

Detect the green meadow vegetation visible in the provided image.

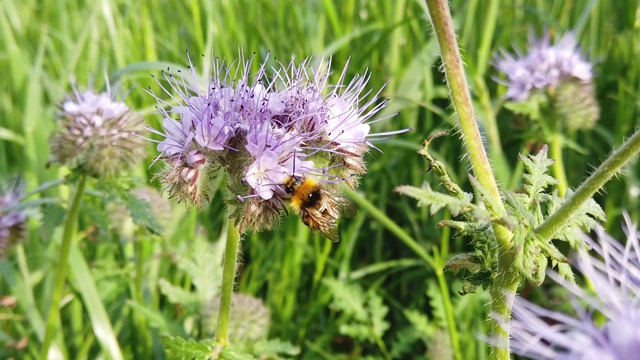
[1,0,639,359]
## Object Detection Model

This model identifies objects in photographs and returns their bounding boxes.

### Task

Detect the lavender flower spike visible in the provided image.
[507,215,640,359]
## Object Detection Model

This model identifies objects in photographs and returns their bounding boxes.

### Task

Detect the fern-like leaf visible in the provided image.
[395,183,473,216]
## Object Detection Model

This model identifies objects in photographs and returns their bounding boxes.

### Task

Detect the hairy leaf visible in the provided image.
[395,183,472,216]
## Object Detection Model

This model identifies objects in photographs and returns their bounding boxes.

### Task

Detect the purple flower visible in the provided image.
[496,32,593,101]
[148,52,407,231]
[0,178,27,257]
[51,79,146,177]
[245,151,288,200]
[507,215,640,359]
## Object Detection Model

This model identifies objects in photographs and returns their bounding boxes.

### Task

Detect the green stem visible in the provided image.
[488,266,520,357]
[425,2,517,358]
[215,219,241,346]
[434,251,462,360]
[550,133,568,197]
[536,128,640,241]
[425,0,511,246]
[41,175,87,359]
[133,238,149,356]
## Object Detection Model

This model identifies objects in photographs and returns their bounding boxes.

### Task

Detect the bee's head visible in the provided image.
[283,175,304,194]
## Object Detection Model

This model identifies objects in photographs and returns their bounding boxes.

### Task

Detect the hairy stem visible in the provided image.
[215,219,241,346]
[41,175,87,359]
[536,128,640,241]
[425,1,517,358]
[550,132,568,197]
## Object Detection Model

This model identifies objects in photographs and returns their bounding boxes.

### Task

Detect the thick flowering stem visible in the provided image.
[425,0,511,243]
[536,128,640,241]
[426,1,516,358]
[215,219,241,346]
[41,175,87,359]
[550,132,568,197]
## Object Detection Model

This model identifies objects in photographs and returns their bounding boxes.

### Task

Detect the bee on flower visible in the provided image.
[147,52,408,239]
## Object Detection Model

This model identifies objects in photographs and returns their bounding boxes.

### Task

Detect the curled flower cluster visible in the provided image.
[0,178,27,257]
[51,80,146,178]
[496,32,593,101]
[506,216,640,359]
[148,53,404,232]
[495,32,599,131]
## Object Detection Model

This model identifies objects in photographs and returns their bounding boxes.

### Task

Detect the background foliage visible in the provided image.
[1,0,639,358]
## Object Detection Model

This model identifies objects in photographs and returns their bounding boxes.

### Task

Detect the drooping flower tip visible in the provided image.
[0,178,27,257]
[505,215,640,359]
[495,32,594,102]
[148,52,407,231]
[51,78,146,178]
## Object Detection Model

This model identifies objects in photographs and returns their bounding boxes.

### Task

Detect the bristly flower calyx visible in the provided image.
[396,133,605,294]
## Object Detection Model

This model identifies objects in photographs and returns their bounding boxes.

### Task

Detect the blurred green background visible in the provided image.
[1,0,639,359]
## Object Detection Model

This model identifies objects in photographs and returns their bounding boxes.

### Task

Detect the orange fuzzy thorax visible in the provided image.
[287,177,320,213]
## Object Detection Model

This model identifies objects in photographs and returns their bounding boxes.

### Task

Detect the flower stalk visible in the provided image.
[214,219,241,346]
[41,175,87,359]
[425,1,515,358]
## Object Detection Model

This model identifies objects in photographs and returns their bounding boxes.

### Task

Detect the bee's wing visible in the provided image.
[338,197,357,218]
[301,209,340,242]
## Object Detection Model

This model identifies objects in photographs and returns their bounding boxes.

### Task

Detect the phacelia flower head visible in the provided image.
[0,178,27,257]
[148,52,407,233]
[496,32,593,102]
[495,31,600,131]
[506,215,640,359]
[51,78,146,178]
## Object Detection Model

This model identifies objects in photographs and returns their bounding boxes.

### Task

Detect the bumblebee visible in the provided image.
[283,175,357,242]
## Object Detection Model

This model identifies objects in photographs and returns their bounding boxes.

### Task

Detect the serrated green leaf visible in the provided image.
[119,189,164,235]
[81,202,110,242]
[161,336,216,360]
[251,338,300,358]
[444,253,483,274]
[158,278,201,308]
[403,309,434,338]
[40,202,67,236]
[467,176,505,219]
[176,233,224,304]
[425,281,446,328]
[504,91,548,120]
[323,278,367,321]
[220,345,257,360]
[339,323,370,341]
[367,291,389,338]
[556,262,575,283]
[395,183,472,216]
[519,146,558,203]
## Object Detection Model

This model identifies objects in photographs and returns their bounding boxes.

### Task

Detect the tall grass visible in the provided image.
[1,0,638,358]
